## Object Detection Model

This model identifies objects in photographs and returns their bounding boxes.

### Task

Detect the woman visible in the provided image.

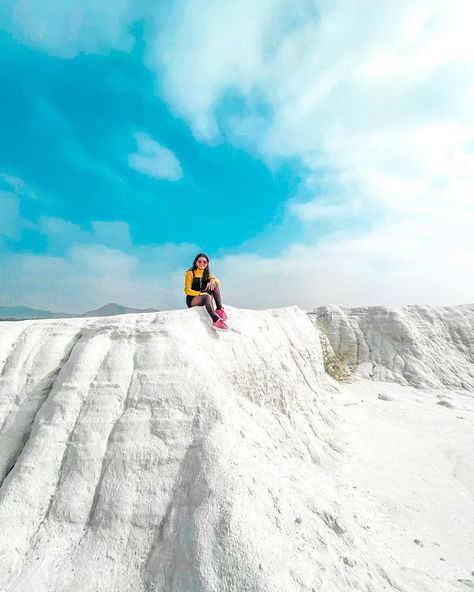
[184,253,229,331]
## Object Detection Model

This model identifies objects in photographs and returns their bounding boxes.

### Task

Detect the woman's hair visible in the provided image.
[189,252,211,283]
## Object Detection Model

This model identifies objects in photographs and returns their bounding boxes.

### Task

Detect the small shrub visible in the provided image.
[319,334,353,383]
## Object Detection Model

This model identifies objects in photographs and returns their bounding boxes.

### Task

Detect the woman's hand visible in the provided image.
[206,279,217,291]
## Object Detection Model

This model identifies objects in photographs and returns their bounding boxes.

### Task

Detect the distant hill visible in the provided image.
[0,306,63,320]
[0,303,159,321]
[78,303,159,317]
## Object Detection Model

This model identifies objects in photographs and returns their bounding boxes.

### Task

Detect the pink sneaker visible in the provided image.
[215,308,228,321]
[212,318,229,331]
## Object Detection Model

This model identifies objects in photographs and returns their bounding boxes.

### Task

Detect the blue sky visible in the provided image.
[0,29,302,251]
[1,0,473,311]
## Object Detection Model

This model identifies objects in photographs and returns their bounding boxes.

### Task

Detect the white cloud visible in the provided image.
[0,240,199,312]
[214,204,474,309]
[0,210,200,311]
[150,0,474,188]
[144,0,474,306]
[290,198,362,222]
[1,206,472,311]
[128,132,183,181]
[38,217,133,251]
[0,186,38,241]
[0,174,25,193]
[0,172,39,199]
[149,0,296,139]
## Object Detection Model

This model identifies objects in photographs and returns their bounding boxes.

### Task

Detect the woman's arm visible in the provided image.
[205,274,220,291]
[184,271,201,296]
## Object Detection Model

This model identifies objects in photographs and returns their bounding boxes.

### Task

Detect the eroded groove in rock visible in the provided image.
[32,326,133,535]
[87,334,137,526]
[0,327,84,488]
[0,324,37,435]
[0,323,30,381]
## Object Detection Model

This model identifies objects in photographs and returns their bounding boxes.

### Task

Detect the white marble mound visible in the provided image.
[1,305,473,592]
[309,304,474,390]
[0,307,393,592]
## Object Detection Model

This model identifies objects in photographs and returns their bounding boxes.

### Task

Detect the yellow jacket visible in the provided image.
[184,269,220,296]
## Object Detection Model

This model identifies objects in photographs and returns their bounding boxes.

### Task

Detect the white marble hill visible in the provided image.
[310,303,474,390]
[0,305,473,591]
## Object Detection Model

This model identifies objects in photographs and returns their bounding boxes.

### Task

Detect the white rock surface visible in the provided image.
[1,305,473,592]
[310,304,474,390]
[0,307,385,592]
[336,379,474,592]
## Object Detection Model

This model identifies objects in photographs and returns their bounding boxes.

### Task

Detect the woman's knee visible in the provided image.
[193,294,210,306]
[191,295,208,306]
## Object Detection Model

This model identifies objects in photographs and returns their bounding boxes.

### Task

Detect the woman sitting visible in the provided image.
[184,253,229,331]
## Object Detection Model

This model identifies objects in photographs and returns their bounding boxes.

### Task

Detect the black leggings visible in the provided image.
[186,285,223,322]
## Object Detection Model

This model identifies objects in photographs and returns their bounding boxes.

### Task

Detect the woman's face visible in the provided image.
[196,256,208,270]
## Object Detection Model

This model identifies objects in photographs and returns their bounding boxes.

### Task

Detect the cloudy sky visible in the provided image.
[1,0,473,312]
